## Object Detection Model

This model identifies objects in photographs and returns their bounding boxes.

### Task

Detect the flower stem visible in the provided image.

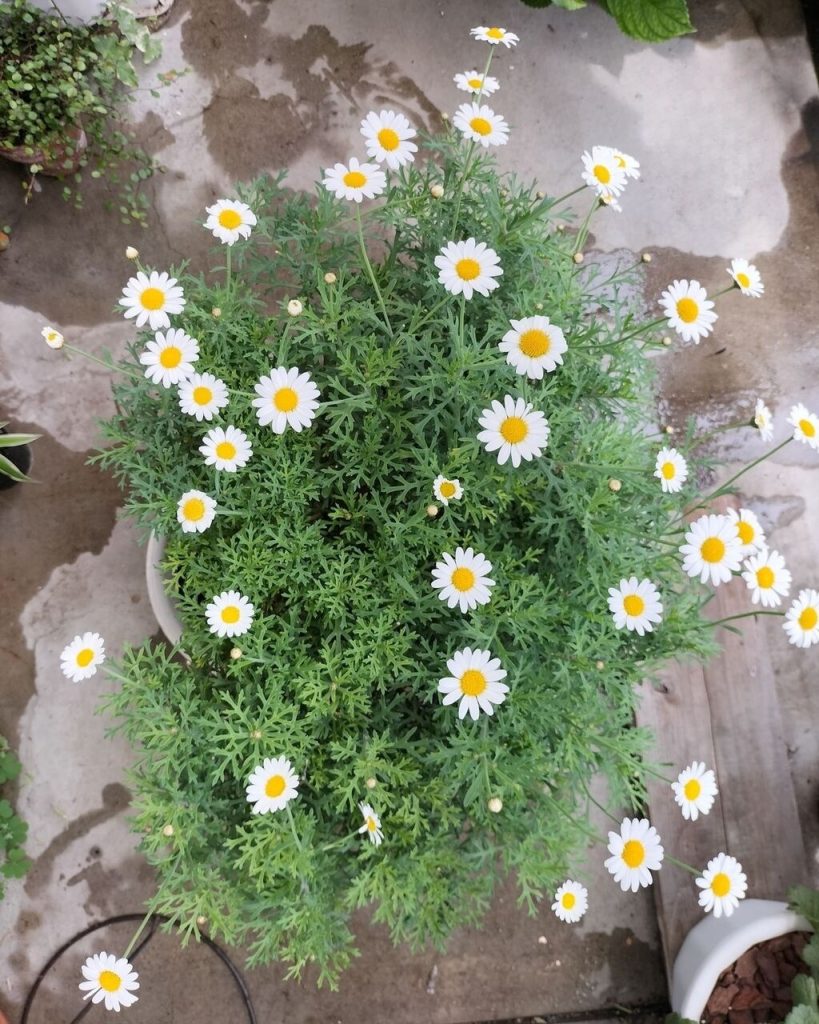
[551,183,587,208]
[665,852,700,877]
[122,909,154,959]
[448,49,495,235]
[355,205,393,337]
[614,315,669,348]
[285,802,303,852]
[63,343,142,380]
[544,793,606,845]
[580,780,619,824]
[572,195,599,255]
[225,246,232,292]
[695,437,792,507]
[701,609,785,631]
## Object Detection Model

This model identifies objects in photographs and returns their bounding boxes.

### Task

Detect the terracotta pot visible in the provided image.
[0,124,87,177]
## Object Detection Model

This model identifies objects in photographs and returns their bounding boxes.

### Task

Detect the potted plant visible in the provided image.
[0,420,39,488]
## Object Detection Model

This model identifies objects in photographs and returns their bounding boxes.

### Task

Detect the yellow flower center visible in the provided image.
[711,872,731,897]
[676,297,699,323]
[737,521,754,545]
[221,605,241,624]
[140,286,165,310]
[99,970,121,992]
[736,272,750,289]
[799,418,816,438]
[440,481,457,499]
[622,839,645,868]
[683,778,701,800]
[661,461,676,479]
[265,774,286,798]
[756,566,774,589]
[700,537,725,563]
[366,816,378,832]
[615,155,626,168]
[500,416,528,444]
[193,386,213,406]
[183,497,206,522]
[561,892,576,909]
[159,345,182,369]
[455,257,481,280]
[273,387,298,412]
[486,27,504,39]
[593,164,611,184]
[799,607,818,631]
[623,594,645,617]
[215,441,237,461]
[377,127,400,151]
[468,77,483,89]
[451,567,475,592]
[460,668,487,696]
[76,648,94,668]
[470,117,492,136]
[519,329,550,358]
[218,208,242,229]
[343,170,367,188]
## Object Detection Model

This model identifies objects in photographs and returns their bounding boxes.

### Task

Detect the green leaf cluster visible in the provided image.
[98,134,717,984]
[521,0,694,42]
[0,420,39,482]
[0,738,30,894]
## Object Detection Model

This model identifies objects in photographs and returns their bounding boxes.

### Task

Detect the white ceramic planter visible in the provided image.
[671,898,813,1021]
[145,533,184,646]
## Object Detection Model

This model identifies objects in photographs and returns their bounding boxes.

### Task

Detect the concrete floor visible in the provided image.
[1,0,818,1020]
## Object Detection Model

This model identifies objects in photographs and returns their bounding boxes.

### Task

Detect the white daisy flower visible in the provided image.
[60,632,105,683]
[658,279,718,345]
[499,315,567,380]
[581,146,628,199]
[199,425,252,473]
[728,258,763,298]
[476,395,550,468]
[206,590,255,638]
[246,756,299,814]
[358,802,384,845]
[204,198,257,246]
[119,270,185,331]
[453,102,509,148]
[252,367,321,434]
[654,447,688,493]
[178,372,229,421]
[671,761,718,821]
[726,507,766,556]
[607,577,663,636]
[783,588,819,649]
[753,399,774,442]
[470,25,519,47]
[139,328,199,389]
[322,157,386,203]
[788,403,819,450]
[79,952,139,1012]
[604,817,664,893]
[612,149,640,179]
[454,70,500,96]
[435,238,503,300]
[433,475,463,505]
[360,110,417,170]
[742,548,791,608]
[41,325,64,349]
[600,193,623,213]
[680,513,744,586]
[431,546,495,614]
[438,646,508,721]
[696,853,747,918]
[177,490,217,534]
[551,880,588,923]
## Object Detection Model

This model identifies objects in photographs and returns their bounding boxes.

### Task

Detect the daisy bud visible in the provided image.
[169,726,178,735]
[125,246,139,260]
[41,326,64,349]
[665,425,675,435]
[324,272,337,284]
[535,302,543,310]
[608,478,622,492]
[430,183,444,199]
[441,112,449,122]
[662,336,672,347]
[230,647,242,659]
[197,915,207,926]
[488,797,503,813]
[426,504,439,518]
[538,935,548,945]
[572,252,584,264]
[365,777,377,790]
[287,299,303,317]
[555,223,565,232]
[641,253,652,263]
[162,824,174,837]
[212,307,222,318]
[536,190,544,200]
[250,728,262,740]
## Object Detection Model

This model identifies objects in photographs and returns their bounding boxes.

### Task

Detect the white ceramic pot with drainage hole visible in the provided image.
[145,533,184,645]
[671,898,813,1022]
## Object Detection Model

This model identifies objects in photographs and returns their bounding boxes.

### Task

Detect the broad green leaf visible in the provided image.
[0,433,39,447]
[0,452,31,483]
[607,0,693,41]
[552,0,587,8]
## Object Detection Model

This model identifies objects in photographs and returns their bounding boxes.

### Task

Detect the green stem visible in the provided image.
[572,195,599,255]
[711,284,735,300]
[702,609,785,631]
[355,206,393,337]
[614,315,668,348]
[122,910,153,960]
[285,803,303,851]
[448,50,495,235]
[665,852,701,877]
[692,437,792,509]
[544,793,605,845]
[580,780,619,824]
[63,343,142,380]
[412,296,450,333]
[551,183,587,208]
[319,831,359,853]
[225,246,232,292]
[589,730,673,784]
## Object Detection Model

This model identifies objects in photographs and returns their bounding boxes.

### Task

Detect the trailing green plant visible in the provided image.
[519,0,694,43]
[0,0,180,225]
[0,737,30,895]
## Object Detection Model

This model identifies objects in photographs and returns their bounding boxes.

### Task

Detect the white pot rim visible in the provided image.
[671,898,813,1021]
[145,532,185,646]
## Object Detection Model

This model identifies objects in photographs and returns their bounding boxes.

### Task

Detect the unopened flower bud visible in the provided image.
[441,112,449,122]
[212,307,222,318]
[430,183,444,199]
[488,797,503,814]
[535,302,543,310]
[665,425,675,435]
[536,190,544,200]
[641,253,652,263]
[162,824,174,837]
[365,777,377,790]
[426,504,439,518]
[287,299,303,317]
[662,336,672,347]
[250,728,262,740]
[596,660,605,670]
[324,272,337,284]
[572,252,584,264]
[125,246,139,260]
[608,478,622,492]
[555,223,565,232]
[41,325,64,349]
[197,915,207,926]
[230,647,242,660]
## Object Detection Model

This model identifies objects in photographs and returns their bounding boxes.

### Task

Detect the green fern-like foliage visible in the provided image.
[97,134,715,985]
